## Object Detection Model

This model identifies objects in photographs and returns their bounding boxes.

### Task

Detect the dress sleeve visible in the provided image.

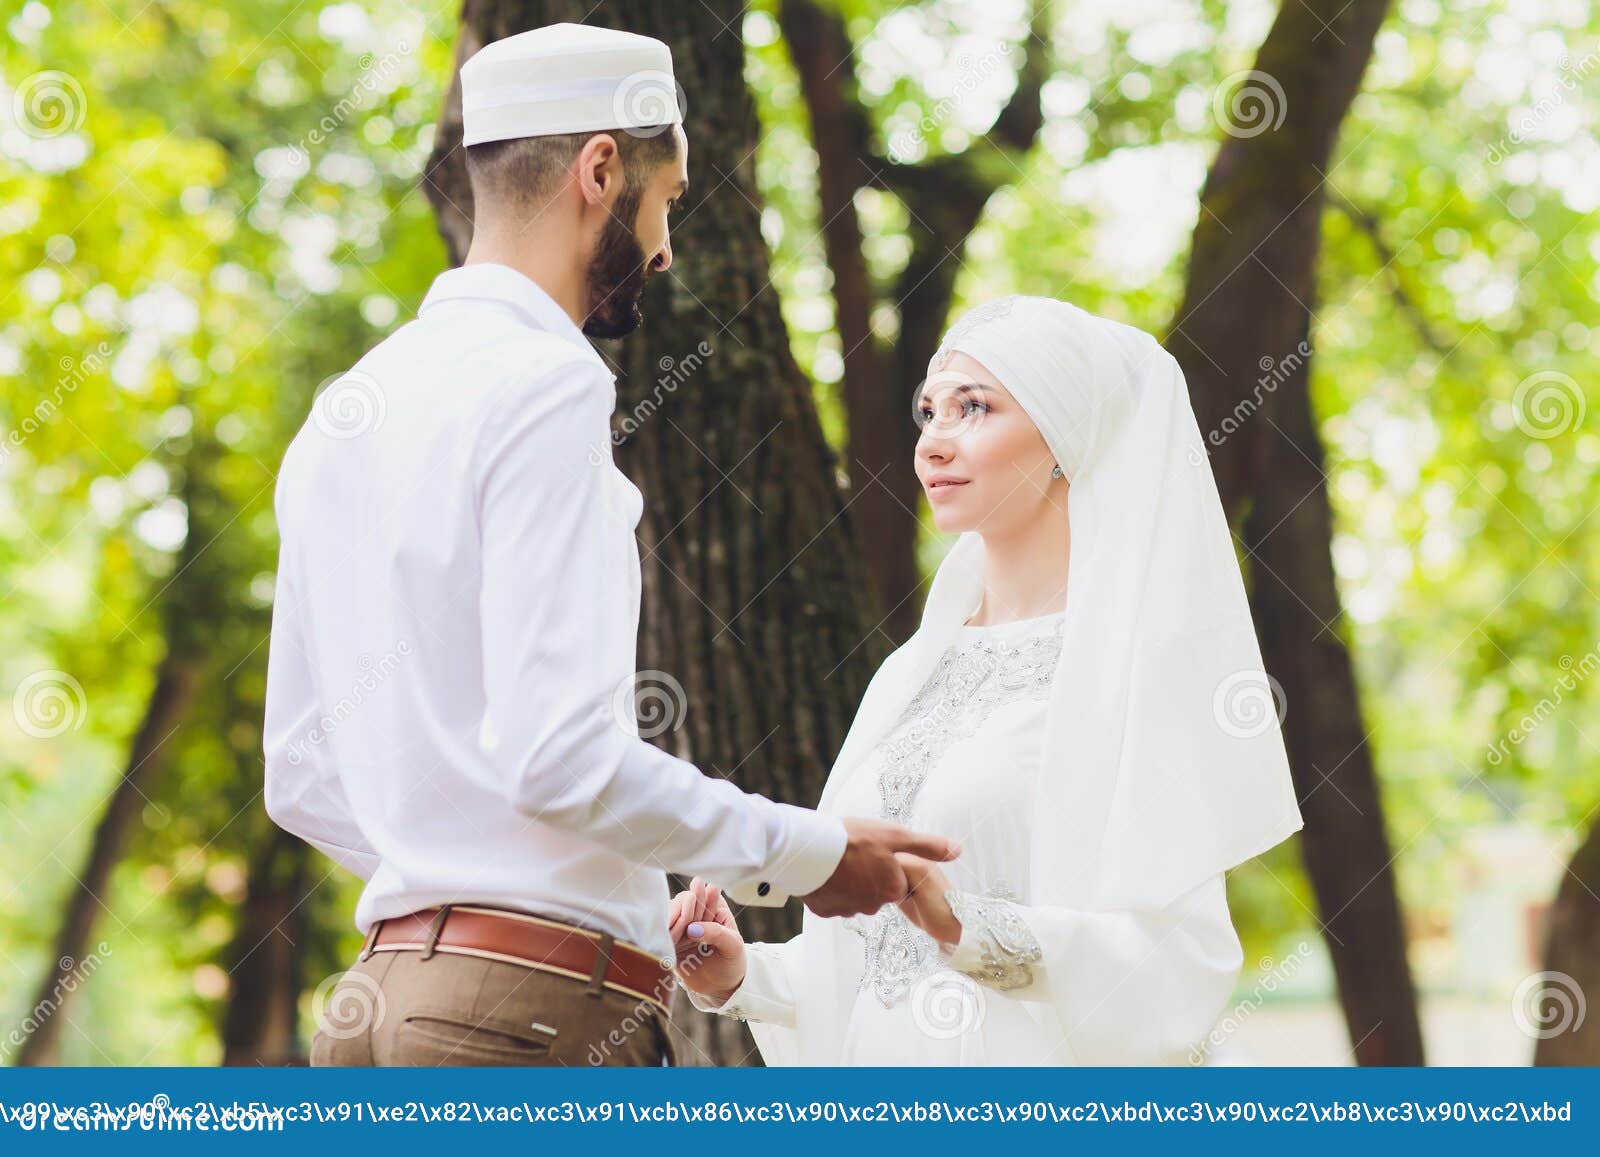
[681,938,800,1028]
[937,873,1243,1064]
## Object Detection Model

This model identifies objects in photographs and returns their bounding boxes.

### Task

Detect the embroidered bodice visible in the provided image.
[834,611,1063,1007]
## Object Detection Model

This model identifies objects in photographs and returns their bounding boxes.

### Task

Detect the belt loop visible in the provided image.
[586,931,614,999]
[420,905,452,961]
[357,921,378,963]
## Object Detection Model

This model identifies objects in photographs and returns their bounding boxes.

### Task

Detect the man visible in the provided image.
[263,23,957,1067]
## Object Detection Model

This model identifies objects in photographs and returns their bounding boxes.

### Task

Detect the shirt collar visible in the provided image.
[418,263,612,378]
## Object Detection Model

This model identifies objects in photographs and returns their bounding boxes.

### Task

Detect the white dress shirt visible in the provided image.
[263,262,847,962]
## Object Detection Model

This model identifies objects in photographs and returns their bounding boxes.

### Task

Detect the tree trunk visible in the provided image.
[779,0,1047,643]
[778,0,904,638]
[1167,0,1423,1064]
[16,436,223,1066]
[426,0,883,1066]
[219,825,313,1066]
[14,653,201,1066]
[1533,814,1600,1064]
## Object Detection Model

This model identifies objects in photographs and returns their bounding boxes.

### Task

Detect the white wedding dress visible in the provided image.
[686,611,1245,1065]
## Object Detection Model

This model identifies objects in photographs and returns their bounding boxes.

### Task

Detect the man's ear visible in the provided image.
[575,133,622,208]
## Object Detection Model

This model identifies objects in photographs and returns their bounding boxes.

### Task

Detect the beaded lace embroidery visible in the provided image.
[847,621,1061,1007]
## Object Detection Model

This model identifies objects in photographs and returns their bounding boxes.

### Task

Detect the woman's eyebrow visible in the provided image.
[920,381,991,401]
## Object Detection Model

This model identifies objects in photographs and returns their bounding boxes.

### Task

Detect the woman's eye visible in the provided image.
[917,398,988,426]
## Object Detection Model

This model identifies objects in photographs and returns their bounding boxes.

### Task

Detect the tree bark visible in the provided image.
[1533,814,1600,1064]
[1167,0,1424,1065]
[779,0,1047,643]
[426,0,882,1066]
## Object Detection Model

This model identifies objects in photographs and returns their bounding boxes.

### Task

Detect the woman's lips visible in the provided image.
[927,479,969,499]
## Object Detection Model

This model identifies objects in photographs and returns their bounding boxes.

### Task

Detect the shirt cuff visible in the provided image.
[680,943,796,1027]
[938,889,1044,992]
[722,805,846,907]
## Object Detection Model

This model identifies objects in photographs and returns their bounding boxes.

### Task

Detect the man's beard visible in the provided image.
[582,206,651,340]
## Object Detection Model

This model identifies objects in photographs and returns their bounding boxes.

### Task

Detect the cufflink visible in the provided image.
[757,881,771,897]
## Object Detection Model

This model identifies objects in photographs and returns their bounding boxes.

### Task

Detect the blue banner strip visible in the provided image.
[0,1066,1593,1153]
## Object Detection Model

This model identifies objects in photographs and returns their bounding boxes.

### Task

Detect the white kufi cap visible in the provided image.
[460,22,684,146]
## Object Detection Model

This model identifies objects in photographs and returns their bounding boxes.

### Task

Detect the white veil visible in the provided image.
[747,296,1304,1065]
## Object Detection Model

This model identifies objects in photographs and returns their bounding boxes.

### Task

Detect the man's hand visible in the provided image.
[801,817,961,918]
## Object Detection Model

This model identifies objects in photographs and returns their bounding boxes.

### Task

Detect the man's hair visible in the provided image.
[464,128,678,211]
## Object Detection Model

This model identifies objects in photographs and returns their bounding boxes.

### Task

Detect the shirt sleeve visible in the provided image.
[935,874,1243,1064]
[262,554,383,882]
[473,361,846,905]
[681,938,799,1027]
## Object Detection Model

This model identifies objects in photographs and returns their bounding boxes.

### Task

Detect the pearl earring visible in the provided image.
[1050,465,1063,479]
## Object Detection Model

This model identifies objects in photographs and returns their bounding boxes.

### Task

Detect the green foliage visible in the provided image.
[1,0,451,1062]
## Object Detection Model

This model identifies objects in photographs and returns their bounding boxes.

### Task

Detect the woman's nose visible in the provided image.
[917,428,951,462]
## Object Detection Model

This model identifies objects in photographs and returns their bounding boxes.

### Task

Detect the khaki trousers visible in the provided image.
[310,938,678,1067]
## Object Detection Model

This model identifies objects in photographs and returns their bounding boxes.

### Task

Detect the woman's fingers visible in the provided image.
[671,880,739,938]
[894,850,927,884]
[667,894,690,940]
[684,920,739,958]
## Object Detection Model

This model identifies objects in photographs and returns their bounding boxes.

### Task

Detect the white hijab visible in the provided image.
[748,295,1304,1065]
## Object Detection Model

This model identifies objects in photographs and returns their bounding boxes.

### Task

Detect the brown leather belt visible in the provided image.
[360,904,675,1017]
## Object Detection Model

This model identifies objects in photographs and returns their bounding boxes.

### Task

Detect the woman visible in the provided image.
[668,296,1304,1065]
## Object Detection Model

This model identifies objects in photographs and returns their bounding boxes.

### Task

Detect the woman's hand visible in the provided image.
[667,876,747,1005]
[894,852,963,948]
